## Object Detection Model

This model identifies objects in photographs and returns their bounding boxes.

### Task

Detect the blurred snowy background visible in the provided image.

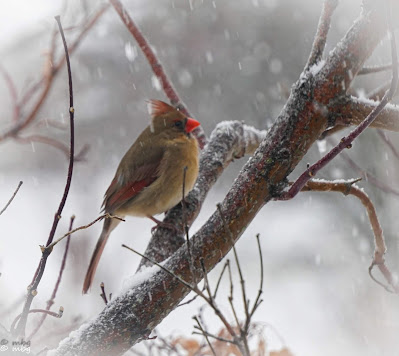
[1,0,399,355]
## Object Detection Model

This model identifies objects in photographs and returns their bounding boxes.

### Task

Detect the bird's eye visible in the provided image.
[174,120,184,129]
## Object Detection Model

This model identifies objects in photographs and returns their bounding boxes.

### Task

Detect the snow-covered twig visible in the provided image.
[334,96,399,132]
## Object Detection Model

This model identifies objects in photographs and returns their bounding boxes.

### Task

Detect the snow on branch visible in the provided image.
[334,96,399,132]
[140,121,267,268]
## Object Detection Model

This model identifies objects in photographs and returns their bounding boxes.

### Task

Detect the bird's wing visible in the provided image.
[103,150,164,213]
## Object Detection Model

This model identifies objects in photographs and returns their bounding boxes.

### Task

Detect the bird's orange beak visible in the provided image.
[185,118,200,133]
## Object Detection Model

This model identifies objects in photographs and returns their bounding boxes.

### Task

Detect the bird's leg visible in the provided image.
[148,216,178,233]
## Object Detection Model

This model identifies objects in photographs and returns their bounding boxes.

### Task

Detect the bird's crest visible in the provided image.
[147,100,176,118]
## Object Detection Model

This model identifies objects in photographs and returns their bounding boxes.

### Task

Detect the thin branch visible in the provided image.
[249,234,264,319]
[306,0,339,68]
[200,259,213,302]
[100,283,109,305]
[367,80,393,101]
[282,3,398,200]
[334,139,399,196]
[0,64,20,122]
[28,216,75,340]
[13,16,75,337]
[359,62,399,75]
[11,307,64,332]
[193,317,217,356]
[377,129,399,160]
[45,213,124,252]
[217,204,250,325]
[212,260,230,299]
[0,181,23,216]
[182,166,194,275]
[16,135,89,162]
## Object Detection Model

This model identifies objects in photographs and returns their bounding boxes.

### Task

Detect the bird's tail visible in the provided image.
[82,217,121,294]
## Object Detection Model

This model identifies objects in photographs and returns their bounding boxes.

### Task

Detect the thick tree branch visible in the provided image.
[333,96,399,131]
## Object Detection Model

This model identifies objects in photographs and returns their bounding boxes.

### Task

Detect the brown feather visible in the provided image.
[82,217,121,293]
[83,100,199,293]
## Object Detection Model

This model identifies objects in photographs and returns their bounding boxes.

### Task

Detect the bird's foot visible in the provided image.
[149,216,178,233]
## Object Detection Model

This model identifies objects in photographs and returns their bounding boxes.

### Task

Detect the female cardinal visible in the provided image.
[82,100,200,294]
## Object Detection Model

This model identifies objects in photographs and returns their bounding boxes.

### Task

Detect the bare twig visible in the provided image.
[11,307,64,332]
[28,216,75,340]
[193,317,217,356]
[306,0,339,68]
[13,16,75,337]
[0,181,23,216]
[0,64,19,122]
[217,204,250,326]
[332,138,399,196]
[16,135,89,162]
[282,2,398,200]
[359,62,398,75]
[212,260,230,299]
[249,234,264,318]
[45,213,124,251]
[377,130,399,160]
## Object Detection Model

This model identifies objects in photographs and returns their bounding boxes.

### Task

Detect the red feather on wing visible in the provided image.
[105,176,157,213]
